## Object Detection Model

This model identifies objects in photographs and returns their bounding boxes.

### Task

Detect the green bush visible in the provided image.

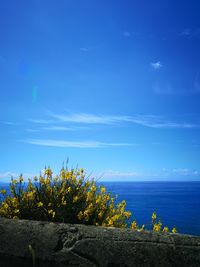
[0,165,177,233]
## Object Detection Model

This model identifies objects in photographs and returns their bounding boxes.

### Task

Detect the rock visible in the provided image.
[0,217,200,266]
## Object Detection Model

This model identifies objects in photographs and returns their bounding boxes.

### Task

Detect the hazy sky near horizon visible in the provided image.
[1,0,200,181]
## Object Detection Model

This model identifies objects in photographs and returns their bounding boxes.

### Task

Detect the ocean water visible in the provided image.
[0,181,200,236]
[103,181,200,236]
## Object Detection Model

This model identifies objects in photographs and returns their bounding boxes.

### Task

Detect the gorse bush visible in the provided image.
[0,165,177,233]
[0,166,131,227]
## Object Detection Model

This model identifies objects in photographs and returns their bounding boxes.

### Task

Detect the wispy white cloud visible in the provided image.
[172,168,200,176]
[23,139,134,148]
[0,171,18,179]
[29,119,56,124]
[128,115,200,128]
[43,126,91,131]
[99,168,200,181]
[43,126,74,131]
[151,61,162,70]
[32,112,200,129]
[1,121,17,125]
[101,170,139,178]
[161,167,200,178]
[49,112,131,125]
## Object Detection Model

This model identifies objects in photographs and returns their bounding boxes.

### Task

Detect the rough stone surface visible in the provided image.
[0,217,200,266]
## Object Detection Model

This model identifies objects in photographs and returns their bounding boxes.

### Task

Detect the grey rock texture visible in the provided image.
[0,217,200,267]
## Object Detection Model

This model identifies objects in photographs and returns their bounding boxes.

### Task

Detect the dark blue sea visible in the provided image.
[103,181,200,236]
[0,181,200,236]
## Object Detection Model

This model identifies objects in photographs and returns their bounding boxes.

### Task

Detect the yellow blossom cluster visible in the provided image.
[0,166,132,227]
[0,165,177,233]
[151,212,177,233]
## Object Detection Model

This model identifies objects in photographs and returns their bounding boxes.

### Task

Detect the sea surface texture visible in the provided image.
[103,181,200,236]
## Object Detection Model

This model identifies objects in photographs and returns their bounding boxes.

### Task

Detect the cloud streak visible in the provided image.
[23,139,134,148]
[29,119,56,124]
[128,115,200,128]
[101,170,139,178]
[49,112,131,125]
[0,171,18,179]
[1,121,18,125]
[42,126,75,131]
[31,113,200,129]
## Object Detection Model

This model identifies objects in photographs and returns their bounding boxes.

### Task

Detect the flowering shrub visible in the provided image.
[0,166,177,233]
[0,167,131,227]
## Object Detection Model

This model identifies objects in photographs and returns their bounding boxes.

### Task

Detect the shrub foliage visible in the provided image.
[0,166,177,233]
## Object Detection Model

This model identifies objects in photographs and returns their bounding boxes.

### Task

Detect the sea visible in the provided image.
[0,181,200,236]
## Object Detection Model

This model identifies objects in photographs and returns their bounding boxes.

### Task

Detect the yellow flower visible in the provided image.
[98,211,104,219]
[45,168,52,177]
[64,172,70,180]
[153,222,162,232]
[152,212,157,222]
[12,197,18,205]
[95,196,101,204]
[107,218,113,226]
[14,209,20,214]
[2,203,9,209]
[39,176,45,184]
[172,227,177,233]
[100,187,106,194]
[19,175,23,183]
[73,196,79,203]
[131,221,137,230]
[106,195,110,201]
[37,202,43,207]
[26,191,35,199]
[28,182,34,191]
[67,187,72,193]
[83,210,90,221]
[0,189,6,195]
[89,203,93,209]
[90,185,96,192]
[86,191,93,202]
[124,211,131,218]
[163,226,169,233]
[77,211,83,220]
[48,209,55,218]
[44,177,50,186]
[72,175,76,182]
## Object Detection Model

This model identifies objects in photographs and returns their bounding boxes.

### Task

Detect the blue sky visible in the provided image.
[1,0,200,181]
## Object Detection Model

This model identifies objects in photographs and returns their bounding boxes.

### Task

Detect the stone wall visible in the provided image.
[0,217,200,267]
